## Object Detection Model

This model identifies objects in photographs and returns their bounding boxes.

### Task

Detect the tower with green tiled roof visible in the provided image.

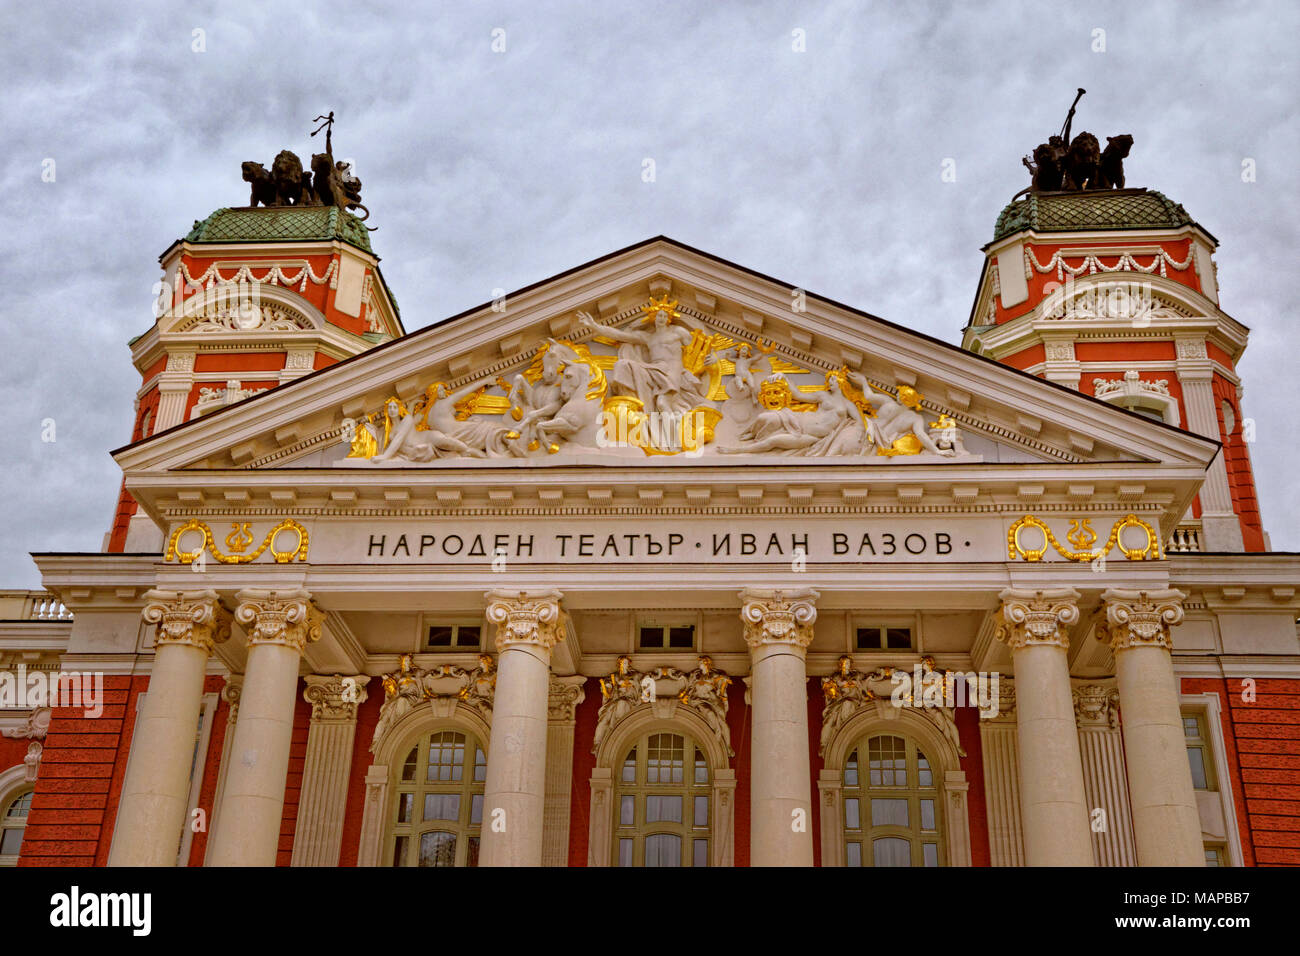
[108,197,404,552]
[963,164,1264,554]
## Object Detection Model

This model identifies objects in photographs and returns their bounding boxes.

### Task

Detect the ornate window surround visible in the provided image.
[357,699,491,867]
[817,704,971,867]
[587,704,735,867]
[1093,370,1181,427]
[164,281,326,335]
[0,766,33,866]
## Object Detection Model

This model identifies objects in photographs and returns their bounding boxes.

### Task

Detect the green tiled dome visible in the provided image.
[185,205,373,254]
[993,189,1195,242]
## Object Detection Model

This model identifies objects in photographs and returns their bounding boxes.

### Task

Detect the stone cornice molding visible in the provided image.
[303,673,370,722]
[739,588,819,649]
[484,589,565,651]
[1099,588,1186,652]
[234,588,324,652]
[994,587,1081,651]
[141,589,232,653]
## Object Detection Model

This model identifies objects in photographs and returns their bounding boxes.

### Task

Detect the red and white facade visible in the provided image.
[1,187,1296,869]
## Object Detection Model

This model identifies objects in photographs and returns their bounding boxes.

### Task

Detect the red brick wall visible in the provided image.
[276,685,311,866]
[726,680,751,866]
[956,703,992,866]
[185,675,231,866]
[338,687,383,866]
[1182,676,1300,865]
[107,388,160,553]
[566,677,600,866]
[19,674,135,866]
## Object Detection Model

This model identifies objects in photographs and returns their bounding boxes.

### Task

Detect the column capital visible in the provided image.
[548,675,587,721]
[994,587,1080,650]
[1098,588,1185,652]
[234,588,324,652]
[1072,681,1120,729]
[484,589,565,651]
[303,674,370,722]
[739,588,819,649]
[141,588,232,653]
[221,674,243,722]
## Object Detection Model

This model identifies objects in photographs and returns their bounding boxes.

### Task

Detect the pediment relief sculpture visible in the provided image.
[341,296,971,465]
[591,654,734,757]
[371,652,496,751]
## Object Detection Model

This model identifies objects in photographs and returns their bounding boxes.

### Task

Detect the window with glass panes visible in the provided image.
[613,731,711,866]
[842,734,943,866]
[855,626,913,650]
[388,729,486,867]
[1182,713,1216,791]
[0,789,32,866]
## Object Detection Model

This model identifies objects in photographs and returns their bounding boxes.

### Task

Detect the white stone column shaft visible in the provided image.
[207,589,322,867]
[1102,588,1203,866]
[109,590,230,867]
[479,589,564,867]
[741,588,817,867]
[996,588,1093,866]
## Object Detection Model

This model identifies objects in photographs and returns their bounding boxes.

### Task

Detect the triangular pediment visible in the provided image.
[115,237,1217,498]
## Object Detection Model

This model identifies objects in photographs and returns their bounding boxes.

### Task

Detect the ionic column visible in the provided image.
[995,588,1093,866]
[1100,588,1203,866]
[290,674,370,867]
[207,589,323,867]
[480,589,565,867]
[740,588,818,867]
[110,590,231,867]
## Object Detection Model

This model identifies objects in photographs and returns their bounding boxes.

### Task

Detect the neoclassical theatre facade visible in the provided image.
[1,163,1297,868]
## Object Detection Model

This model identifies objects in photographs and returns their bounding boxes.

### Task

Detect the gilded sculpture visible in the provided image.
[341,296,970,465]
[592,655,734,758]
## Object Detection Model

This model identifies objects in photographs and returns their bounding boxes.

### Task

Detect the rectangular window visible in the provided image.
[693,839,709,867]
[694,795,709,828]
[1182,712,1215,791]
[855,625,913,650]
[639,623,696,649]
[646,795,683,824]
[427,624,482,649]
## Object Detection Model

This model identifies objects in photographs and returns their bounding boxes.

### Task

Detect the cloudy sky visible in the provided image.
[1,1,1296,586]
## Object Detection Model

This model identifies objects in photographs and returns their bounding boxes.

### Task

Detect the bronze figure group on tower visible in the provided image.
[1021,89,1133,194]
[239,111,371,221]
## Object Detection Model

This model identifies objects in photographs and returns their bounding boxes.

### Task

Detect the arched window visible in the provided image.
[0,789,33,866]
[613,731,711,867]
[387,729,486,867]
[842,734,943,867]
